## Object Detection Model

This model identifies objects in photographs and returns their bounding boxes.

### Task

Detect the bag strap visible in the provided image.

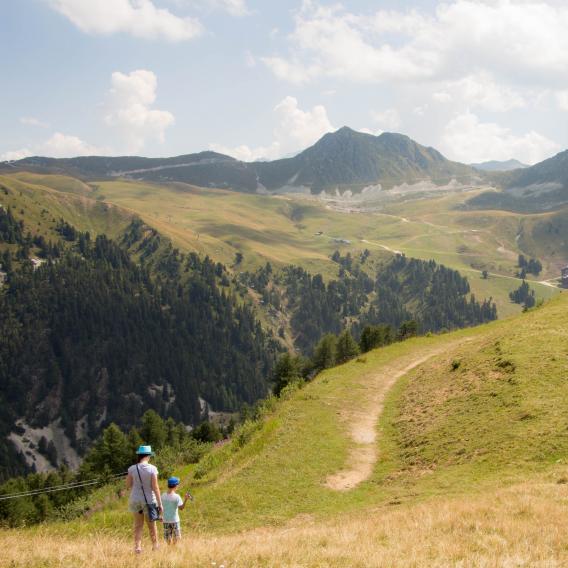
[135,464,149,506]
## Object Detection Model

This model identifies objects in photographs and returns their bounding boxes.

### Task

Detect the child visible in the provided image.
[161,476,192,544]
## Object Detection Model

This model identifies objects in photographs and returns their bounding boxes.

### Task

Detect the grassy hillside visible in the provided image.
[1,171,562,320]
[5,292,568,566]
[0,174,132,240]
[83,177,559,316]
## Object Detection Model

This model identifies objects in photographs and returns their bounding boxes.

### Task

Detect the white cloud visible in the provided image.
[209,96,335,161]
[371,109,400,130]
[441,72,526,112]
[41,132,106,158]
[49,0,202,41]
[104,70,175,153]
[273,96,334,152]
[264,1,568,86]
[262,2,432,84]
[1,148,33,162]
[1,132,107,161]
[20,116,50,128]
[209,141,280,162]
[441,112,559,165]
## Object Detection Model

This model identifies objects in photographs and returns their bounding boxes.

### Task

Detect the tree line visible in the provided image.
[239,251,497,356]
[0,217,277,479]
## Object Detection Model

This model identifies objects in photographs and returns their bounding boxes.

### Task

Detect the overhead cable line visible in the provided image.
[0,472,127,501]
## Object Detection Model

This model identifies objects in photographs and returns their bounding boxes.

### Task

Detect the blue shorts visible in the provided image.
[163,522,181,540]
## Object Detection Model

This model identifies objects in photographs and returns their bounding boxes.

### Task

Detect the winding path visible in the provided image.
[325,342,467,491]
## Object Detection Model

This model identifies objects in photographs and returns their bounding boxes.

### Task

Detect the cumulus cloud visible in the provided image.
[49,0,202,41]
[41,132,106,157]
[1,132,107,161]
[441,112,559,165]
[210,96,335,161]
[0,148,33,162]
[104,70,175,153]
[438,72,526,112]
[209,141,280,162]
[264,1,568,86]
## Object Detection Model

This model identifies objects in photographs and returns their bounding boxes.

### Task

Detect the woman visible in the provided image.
[126,445,163,554]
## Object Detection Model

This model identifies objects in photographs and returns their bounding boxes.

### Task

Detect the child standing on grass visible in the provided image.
[161,476,192,544]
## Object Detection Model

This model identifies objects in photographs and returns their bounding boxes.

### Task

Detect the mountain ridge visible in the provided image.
[467,149,568,212]
[1,127,478,194]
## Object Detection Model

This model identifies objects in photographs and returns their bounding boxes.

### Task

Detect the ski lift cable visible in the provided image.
[3,471,127,496]
[0,472,127,501]
[0,472,127,500]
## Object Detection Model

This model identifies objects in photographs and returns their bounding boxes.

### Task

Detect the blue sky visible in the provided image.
[1,0,567,164]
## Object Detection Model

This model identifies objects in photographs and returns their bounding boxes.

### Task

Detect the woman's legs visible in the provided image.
[133,512,144,552]
[146,516,159,550]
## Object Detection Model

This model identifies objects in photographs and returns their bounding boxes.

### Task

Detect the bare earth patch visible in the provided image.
[325,343,466,491]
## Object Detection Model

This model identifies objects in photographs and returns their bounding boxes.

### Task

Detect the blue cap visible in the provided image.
[136,445,153,455]
[168,477,180,488]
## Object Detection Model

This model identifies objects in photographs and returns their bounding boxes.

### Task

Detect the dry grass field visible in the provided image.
[4,475,568,567]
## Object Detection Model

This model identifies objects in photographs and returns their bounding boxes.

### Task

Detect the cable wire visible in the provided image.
[0,472,127,501]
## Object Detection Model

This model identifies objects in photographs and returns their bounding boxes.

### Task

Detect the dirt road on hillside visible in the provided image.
[325,343,466,491]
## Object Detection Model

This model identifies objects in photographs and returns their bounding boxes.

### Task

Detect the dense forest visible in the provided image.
[241,251,497,355]
[0,211,276,479]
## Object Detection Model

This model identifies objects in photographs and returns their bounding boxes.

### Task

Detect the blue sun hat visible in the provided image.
[168,477,180,488]
[136,445,154,456]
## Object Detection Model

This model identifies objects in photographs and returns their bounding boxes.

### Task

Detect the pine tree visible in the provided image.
[312,334,337,371]
[140,410,168,450]
[272,353,302,396]
[335,330,359,364]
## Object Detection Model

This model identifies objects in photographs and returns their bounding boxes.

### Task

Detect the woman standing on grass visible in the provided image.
[125,445,163,554]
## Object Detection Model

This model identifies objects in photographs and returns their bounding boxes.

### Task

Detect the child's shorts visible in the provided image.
[163,522,181,540]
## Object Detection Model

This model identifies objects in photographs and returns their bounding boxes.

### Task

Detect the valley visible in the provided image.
[6,3,568,565]
[10,172,556,318]
[1,137,568,566]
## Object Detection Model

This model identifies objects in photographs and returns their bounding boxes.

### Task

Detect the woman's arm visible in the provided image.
[125,472,133,490]
[151,474,163,510]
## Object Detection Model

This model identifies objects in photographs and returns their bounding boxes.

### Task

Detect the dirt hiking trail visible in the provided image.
[325,341,469,491]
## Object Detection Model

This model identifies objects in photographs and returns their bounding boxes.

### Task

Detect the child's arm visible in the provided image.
[178,492,193,510]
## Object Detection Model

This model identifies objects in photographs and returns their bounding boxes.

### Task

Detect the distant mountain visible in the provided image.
[255,127,475,192]
[467,150,568,212]
[471,159,528,172]
[5,151,260,193]
[2,127,477,194]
